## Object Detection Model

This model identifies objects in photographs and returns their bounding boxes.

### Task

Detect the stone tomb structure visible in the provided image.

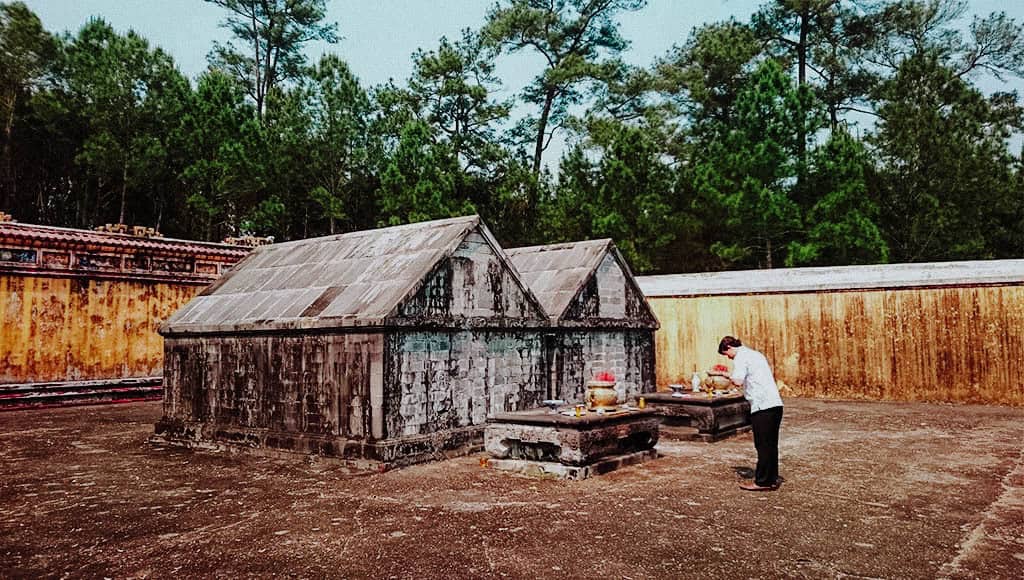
[507,239,658,405]
[643,391,751,441]
[155,216,551,465]
[484,408,660,480]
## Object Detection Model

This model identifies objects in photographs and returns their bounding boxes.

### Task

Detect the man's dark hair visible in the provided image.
[718,336,742,354]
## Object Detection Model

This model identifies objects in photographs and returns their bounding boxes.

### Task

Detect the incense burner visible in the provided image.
[585,379,619,410]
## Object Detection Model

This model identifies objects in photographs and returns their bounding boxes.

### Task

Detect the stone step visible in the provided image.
[0,377,162,410]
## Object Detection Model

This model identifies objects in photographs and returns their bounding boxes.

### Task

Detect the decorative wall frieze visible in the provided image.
[0,221,252,284]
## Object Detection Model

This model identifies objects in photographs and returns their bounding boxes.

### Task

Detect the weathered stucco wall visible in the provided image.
[1,276,199,384]
[552,331,655,404]
[160,333,383,441]
[385,331,546,438]
[649,285,1024,405]
[0,221,248,389]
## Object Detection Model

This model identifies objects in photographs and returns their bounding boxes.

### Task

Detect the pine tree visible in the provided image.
[789,129,888,265]
[376,121,473,226]
[693,59,821,269]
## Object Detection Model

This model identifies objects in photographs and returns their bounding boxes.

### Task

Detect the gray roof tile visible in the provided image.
[507,239,612,319]
[162,216,481,334]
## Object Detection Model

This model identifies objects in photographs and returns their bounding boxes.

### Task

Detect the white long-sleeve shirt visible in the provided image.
[730,346,784,413]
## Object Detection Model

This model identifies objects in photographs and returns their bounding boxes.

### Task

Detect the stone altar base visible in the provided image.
[644,392,751,442]
[485,449,658,480]
[484,408,660,479]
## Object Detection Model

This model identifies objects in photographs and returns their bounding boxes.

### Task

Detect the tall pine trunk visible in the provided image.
[119,160,128,225]
[532,88,556,175]
[1,93,16,211]
[796,7,809,169]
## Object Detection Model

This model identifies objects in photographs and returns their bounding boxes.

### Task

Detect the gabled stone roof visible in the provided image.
[161,216,546,334]
[506,239,612,320]
[507,239,658,328]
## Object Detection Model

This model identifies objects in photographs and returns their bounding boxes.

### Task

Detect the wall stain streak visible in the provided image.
[162,334,380,442]
[649,285,1024,406]
[1,276,200,384]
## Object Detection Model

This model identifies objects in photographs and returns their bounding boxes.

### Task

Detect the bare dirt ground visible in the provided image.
[1,398,1022,579]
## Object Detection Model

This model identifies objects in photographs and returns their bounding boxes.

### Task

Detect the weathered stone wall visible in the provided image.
[157,329,548,462]
[398,232,541,322]
[553,331,655,404]
[384,330,546,438]
[564,252,656,328]
[160,333,383,439]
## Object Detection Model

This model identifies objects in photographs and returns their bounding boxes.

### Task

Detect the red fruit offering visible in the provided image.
[594,371,615,382]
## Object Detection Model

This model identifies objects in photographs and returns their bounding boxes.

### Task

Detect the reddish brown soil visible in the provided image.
[1,399,1022,579]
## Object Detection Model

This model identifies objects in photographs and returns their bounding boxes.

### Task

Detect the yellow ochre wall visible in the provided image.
[649,285,1024,406]
[0,275,201,384]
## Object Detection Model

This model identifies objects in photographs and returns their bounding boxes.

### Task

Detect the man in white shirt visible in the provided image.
[711,336,784,491]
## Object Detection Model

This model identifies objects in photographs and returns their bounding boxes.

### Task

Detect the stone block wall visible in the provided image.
[398,231,541,321]
[562,252,656,328]
[156,328,651,463]
[553,330,655,404]
[565,253,628,321]
[160,333,383,439]
[384,330,546,438]
[158,329,549,463]
[594,252,627,318]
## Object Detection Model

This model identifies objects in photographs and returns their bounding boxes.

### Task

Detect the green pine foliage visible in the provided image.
[177,70,260,240]
[790,129,888,266]
[376,120,474,226]
[692,59,820,269]
[482,0,647,175]
[0,0,1021,269]
[543,123,678,273]
[0,2,56,209]
[56,18,190,230]
[871,51,1022,261]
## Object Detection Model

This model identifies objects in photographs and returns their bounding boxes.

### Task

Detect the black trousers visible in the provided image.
[751,406,784,487]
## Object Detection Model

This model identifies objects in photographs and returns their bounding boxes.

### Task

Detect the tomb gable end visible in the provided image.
[509,239,658,329]
[563,249,658,329]
[389,224,548,328]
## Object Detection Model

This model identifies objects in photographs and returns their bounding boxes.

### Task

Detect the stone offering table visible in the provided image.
[644,391,751,442]
[484,408,660,479]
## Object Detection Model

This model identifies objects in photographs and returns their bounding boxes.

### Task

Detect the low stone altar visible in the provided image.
[644,391,751,442]
[484,408,659,479]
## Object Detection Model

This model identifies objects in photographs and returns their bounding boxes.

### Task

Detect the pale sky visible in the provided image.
[22,0,1024,159]
[23,1,777,85]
